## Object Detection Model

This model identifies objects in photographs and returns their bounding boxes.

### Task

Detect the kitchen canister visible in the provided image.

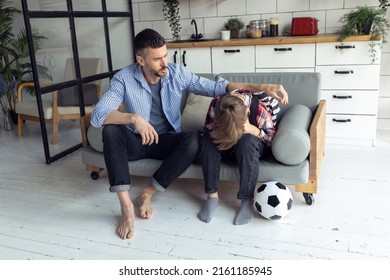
[249,20,262,38]
[270,17,279,37]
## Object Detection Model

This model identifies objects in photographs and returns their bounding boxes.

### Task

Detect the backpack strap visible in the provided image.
[249,94,259,126]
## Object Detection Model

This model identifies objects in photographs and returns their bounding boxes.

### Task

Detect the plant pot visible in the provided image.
[2,110,14,131]
[362,21,373,35]
[230,29,239,39]
[9,109,18,124]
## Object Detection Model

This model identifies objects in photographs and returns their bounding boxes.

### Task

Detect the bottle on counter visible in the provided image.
[246,25,251,38]
[269,17,279,37]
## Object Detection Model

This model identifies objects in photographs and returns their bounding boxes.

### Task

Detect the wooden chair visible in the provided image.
[15,58,102,144]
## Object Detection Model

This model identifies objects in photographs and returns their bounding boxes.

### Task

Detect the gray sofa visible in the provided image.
[80,72,326,205]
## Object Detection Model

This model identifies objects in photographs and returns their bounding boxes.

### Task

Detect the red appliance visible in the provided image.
[291,17,319,36]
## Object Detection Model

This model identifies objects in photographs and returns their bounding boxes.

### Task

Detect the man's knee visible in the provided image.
[102,124,123,143]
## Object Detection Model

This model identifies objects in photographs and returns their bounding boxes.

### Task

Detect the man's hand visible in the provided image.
[104,111,159,145]
[133,114,159,145]
[262,84,289,105]
[227,82,289,105]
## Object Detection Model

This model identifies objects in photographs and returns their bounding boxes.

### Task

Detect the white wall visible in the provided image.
[133,0,390,129]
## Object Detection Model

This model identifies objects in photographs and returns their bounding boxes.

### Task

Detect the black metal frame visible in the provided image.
[20,0,134,164]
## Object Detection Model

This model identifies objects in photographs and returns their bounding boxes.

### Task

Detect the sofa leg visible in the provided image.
[295,180,317,205]
[295,180,317,194]
[85,165,104,172]
[85,165,104,180]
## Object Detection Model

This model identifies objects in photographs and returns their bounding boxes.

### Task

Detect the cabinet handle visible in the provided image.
[332,118,351,123]
[224,49,240,53]
[182,50,187,67]
[173,50,178,64]
[334,70,354,74]
[332,95,352,99]
[274,47,292,51]
[335,45,355,49]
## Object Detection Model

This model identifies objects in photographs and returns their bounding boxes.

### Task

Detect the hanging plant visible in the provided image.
[163,0,181,41]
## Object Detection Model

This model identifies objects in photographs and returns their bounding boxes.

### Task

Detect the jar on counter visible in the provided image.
[249,20,262,38]
[269,17,279,37]
[259,19,269,37]
[245,25,251,38]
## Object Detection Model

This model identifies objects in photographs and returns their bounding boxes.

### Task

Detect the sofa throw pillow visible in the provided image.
[272,104,312,165]
[57,83,99,106]
[181,93,212,132]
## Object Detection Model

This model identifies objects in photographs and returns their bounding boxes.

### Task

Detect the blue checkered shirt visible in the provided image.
[91,63,229,133]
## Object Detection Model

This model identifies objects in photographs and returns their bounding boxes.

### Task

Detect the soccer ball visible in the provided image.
[254,181,293,220]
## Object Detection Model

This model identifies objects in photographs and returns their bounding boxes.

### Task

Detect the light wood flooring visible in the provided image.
[0,121,390,260]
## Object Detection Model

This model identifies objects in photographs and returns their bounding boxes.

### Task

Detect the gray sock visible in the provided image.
[233,200,254,225]
[198,197,218,223]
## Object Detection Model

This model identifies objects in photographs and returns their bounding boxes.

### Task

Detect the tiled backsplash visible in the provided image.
[132,0,382,40]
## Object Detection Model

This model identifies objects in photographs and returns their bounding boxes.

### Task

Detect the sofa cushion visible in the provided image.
[181,93,212,132]
[87,125,104,152]
[272,104,312,165]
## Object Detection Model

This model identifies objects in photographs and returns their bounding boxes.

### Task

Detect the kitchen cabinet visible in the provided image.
[166,35,381,146]
[167,47,212,73]
[255,43,315,72]
[316,41,381,145]
[211,46,255,73]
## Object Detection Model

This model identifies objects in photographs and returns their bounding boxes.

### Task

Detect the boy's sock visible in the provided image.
[233,199,254,225]
[197,197,218,223]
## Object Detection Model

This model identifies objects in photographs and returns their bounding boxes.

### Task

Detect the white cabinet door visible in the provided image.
[168,47,212,73]
[322,90,378,115]
[256,43,315,68]
[316,41,381,65]
[167,48,181,65]
[326,115,377,142]
[212,46,255,73]
[317,65,380,90]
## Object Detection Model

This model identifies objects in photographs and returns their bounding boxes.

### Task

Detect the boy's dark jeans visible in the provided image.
[200,132,268,200]
[102,124,200,193]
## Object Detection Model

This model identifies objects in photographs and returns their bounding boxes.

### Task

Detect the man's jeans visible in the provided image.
[200,132,268,200]
[102,124,200,193]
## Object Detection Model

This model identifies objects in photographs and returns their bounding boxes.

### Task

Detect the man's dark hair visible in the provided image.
[134,29,166,57]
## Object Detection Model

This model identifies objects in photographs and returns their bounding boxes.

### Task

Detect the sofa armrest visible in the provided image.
[308,99,326,181]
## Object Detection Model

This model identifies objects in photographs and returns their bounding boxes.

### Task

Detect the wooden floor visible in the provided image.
[1,121,390,260]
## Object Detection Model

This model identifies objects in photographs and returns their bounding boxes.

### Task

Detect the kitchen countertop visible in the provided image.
[166,34,373,48]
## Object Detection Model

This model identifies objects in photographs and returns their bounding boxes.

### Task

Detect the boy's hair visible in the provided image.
[134,29,166,57]
[210,95,248,150]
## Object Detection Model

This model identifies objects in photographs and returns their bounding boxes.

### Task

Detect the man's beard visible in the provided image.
[154,66,167,78]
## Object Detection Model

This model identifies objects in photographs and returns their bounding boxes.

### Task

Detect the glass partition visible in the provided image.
[108,17,133,70]
[21,0,134,164]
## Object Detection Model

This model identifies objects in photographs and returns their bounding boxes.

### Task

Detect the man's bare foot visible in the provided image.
[137,186,155,219]
[116,191,136,239]
[117,205,135,239]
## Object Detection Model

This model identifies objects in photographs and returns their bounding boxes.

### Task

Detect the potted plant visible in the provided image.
[337,5,390,62]
[223,17,245,39]
[163,0,181,41]
[0,0,51,125]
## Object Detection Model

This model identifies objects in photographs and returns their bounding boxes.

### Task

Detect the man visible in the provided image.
[91,28,288,239]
